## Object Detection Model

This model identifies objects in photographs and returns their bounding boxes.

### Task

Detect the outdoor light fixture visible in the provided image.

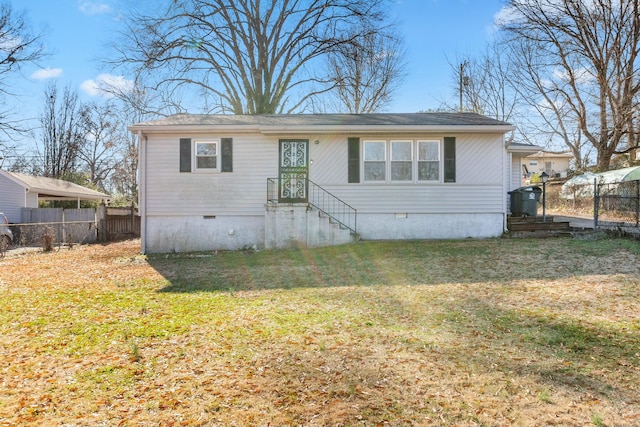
[540,171,549,222]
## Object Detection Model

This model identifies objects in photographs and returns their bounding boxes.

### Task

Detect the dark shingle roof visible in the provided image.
[132,112,512,129]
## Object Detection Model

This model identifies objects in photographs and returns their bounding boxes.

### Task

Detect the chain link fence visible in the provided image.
[2,208,98,255]
[546,178,640,227]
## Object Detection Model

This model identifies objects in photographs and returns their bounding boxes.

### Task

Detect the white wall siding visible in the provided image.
[26,192,38,208]
[145,133,279,216]
[0,175,25,222]
[309,134,347,184]
[456,134,504,184]
[322,184,504,214]
[145,131,506,217]
[310,133,505,185]
[511,155,523,190]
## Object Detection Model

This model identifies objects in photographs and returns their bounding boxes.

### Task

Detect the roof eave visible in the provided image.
[259,125,516,135]
[37,194,110,201]
[507,144,543,154]
[30,187,109,200]
[128,124,261,134]
[129,124,516,135]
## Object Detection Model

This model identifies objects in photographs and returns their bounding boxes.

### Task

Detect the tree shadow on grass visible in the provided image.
[418,296,640,406]
[148,239,632,293]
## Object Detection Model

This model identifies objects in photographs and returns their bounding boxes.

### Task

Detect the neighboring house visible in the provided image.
[0,170,109,223]
[129,113,517,253]
[524,151,574,181]
[506,142,543,189]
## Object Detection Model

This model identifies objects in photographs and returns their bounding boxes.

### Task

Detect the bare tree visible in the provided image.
[39,84,83,179]
[95,77,170,204]
[326,23,406,113]
[77,102,122,192]
[112,0,394,114]
[497,0,640,171]
[505,36,592,170]
[448,46,520,122]
[0,1,46,146]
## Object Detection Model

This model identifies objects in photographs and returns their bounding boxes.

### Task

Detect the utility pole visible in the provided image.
[459,61,468,113]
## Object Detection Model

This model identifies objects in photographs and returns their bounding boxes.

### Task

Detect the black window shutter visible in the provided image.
[179,138,191,172]
[444,137,456,183]
[221,138,233,172]
[348,137,360,183]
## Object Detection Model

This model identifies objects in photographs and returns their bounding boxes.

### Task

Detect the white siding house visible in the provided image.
[524,151,574,179]
[130,113,517,253]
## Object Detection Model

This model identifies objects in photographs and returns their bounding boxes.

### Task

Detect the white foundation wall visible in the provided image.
[356,213,504,240]
[145,215,264,253]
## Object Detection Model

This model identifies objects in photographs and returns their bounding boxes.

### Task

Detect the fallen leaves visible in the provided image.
[1,239,640,426]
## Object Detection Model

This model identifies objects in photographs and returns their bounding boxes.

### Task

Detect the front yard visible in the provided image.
[0,237,639,426]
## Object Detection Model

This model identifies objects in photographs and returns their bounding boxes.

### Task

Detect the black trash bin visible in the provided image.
[509,186,542,217]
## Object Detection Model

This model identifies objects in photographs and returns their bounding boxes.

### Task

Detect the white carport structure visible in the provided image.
[0,170,109,223]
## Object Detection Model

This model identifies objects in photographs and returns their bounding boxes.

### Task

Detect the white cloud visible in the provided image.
[31,68,63,80]
[81,73,134,98]
[78,2,112,16]
[551,66,594,85]
[493,5,521,28]
[0,36,21,53]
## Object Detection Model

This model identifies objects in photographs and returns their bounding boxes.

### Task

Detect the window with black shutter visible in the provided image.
[179,138,233,173]
[444,137,456,183]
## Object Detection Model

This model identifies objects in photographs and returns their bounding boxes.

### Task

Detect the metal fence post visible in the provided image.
[636,180,640,227]
[593,178,598,229]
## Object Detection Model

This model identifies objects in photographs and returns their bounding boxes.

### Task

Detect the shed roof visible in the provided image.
[0,170,109,201]
[565,166,640,186]
[129,112,515,135]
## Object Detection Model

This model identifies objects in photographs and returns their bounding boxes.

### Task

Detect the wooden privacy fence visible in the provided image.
[98,205,141,241]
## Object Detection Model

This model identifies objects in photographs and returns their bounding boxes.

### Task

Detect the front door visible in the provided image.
[279,139,309,203]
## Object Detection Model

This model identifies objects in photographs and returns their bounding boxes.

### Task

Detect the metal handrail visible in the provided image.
[266,177,357,234]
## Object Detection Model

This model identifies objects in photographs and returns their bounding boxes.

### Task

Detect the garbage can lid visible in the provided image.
[510,185,542,193]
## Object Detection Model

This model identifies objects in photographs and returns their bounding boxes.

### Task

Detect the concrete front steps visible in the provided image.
[307,207,357,247]
[265,203,357,249]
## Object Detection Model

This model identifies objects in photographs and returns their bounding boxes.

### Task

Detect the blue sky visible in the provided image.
[14,0,507,121]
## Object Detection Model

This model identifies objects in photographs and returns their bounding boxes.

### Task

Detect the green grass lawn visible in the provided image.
[0,237,639,426]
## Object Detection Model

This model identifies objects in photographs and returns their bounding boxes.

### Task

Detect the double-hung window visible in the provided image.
[417,140,440,181]
[363,141,386,181]
[361,139,443,183]
[391,140,413,181]
[350,137,453,184]
[195,140,219,171]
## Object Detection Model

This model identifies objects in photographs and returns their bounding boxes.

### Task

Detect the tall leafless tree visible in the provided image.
[0,1,46,147]
[39,84,83,179]
[95,77,177,204]
[497,0,640,171]
[326,23,406,113]
[77,102,122,192]
[112,0,395,115]
[448,45,520,122]
[505,36,592,170]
